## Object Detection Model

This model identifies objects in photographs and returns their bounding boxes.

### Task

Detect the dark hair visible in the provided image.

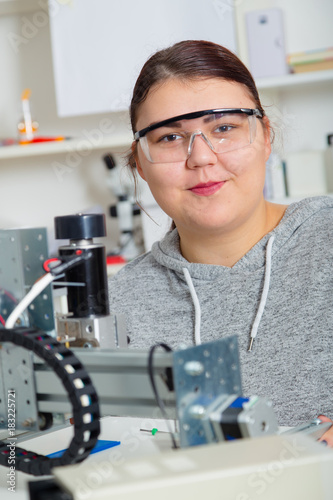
[128,40,266,175]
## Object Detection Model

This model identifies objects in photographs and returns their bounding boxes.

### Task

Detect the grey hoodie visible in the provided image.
[109,196,333,426]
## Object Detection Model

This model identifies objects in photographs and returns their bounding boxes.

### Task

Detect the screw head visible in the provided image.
[184,361,204,376]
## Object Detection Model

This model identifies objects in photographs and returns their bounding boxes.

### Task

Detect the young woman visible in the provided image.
[109,40,333,441]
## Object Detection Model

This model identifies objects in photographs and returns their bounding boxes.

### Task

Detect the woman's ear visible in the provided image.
[262,116,272,161]
[132,141,146,181]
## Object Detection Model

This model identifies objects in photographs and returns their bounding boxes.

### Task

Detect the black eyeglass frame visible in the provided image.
[134,108,263,140]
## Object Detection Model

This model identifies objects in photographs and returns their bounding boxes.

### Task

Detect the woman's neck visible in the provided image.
[178,201,287,268]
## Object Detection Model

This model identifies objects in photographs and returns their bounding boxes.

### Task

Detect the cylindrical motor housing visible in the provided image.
[55,214,110,318]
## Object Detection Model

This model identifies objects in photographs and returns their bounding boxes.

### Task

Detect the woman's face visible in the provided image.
[134,78,271,237]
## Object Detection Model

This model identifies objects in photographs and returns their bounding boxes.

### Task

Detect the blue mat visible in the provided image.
[47,439,120,458]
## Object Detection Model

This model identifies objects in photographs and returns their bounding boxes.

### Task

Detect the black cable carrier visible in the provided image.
[0,327,100,476]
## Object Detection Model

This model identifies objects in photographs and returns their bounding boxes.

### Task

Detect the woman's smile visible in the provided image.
[188,180,226,196]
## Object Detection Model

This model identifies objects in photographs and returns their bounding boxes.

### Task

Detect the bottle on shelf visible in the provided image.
[17,89,39,144]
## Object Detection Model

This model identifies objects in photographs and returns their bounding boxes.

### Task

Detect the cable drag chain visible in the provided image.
[0,327,100,475]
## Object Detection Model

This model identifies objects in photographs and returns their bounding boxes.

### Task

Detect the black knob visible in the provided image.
[55,214,106,240]
[133,203,141,216]
[109,206,117,218]
[103,153,116,170]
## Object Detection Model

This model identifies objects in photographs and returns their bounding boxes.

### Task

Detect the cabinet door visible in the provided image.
[49,0,236,117]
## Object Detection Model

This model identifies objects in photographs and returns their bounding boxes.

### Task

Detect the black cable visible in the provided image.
[0,327,100,475]
[148,343,178,449]
[45,252,93,277]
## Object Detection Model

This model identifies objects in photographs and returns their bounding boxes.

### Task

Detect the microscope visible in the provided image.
[103,154,142,261]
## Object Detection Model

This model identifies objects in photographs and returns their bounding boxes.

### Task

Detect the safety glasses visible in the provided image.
[134,108,263,163]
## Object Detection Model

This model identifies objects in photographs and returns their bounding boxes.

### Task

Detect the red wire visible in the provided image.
[0,287,17,304]
[0,314,6,327]
[43,258,61,273]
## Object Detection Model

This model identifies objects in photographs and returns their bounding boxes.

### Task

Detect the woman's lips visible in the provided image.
[189,181,225,196]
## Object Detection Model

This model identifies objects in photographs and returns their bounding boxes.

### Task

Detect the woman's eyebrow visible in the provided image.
[203,113,226,123]
[203,115,215,123]
[158,120,183,129]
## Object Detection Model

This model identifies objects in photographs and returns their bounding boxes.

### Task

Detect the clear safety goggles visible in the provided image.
[134,108,263,164]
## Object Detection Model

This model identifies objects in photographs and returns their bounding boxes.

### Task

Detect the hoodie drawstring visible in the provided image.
[248,235,275,352]
[183,267,202,345]
[183,235,275,352]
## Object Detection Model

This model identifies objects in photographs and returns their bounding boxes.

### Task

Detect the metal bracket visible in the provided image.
[0,343,39,434]
[56,313,128,348]
[0,228,55,332]
[173,336,242,447]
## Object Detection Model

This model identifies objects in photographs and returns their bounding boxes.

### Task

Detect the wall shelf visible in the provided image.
[0,134,132,160]
[256,69,333,91]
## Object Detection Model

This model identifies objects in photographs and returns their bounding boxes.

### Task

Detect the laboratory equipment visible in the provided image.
[0,221,331,500]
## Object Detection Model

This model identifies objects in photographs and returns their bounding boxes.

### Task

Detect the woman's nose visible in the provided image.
[186,132,218,168]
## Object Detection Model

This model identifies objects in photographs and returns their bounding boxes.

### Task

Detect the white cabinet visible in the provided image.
[256,69,333,200]
[234,0,333,200]
[257,69,333,154]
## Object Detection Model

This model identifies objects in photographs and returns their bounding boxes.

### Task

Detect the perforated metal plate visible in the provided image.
[0,344,39,432]
[173,336,242,447]
[0,228,54,332]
